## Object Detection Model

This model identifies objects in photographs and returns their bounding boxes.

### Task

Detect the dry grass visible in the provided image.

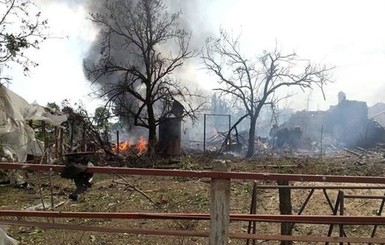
[1,153,385,244]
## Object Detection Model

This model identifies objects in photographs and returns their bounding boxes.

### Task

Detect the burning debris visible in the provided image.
[112,136,148,157]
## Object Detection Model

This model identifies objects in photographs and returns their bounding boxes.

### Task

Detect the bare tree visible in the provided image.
[84,0,203,154]
[202,30,333,157]
[0,0,48,79]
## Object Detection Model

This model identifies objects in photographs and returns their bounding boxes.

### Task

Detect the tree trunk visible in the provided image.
[246,117,257,158]
[147,104,157,156]
[148,124,157,156]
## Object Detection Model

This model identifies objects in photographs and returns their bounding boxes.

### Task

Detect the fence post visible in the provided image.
[278,180,292,245]
[339,190,344,245]
[210,160,230,245]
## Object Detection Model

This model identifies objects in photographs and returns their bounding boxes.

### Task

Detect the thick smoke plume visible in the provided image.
[72,0,214,139]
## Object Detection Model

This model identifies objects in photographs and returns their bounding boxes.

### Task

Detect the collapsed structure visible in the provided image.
[278,92,385,149]
[0,84,67,162]
[0,85,68,185]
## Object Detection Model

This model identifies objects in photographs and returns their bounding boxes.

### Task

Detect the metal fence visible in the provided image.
[1,162,385,244]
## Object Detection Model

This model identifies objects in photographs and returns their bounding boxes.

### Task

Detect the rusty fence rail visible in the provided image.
[1,162,385,244]
[2,162,385,184]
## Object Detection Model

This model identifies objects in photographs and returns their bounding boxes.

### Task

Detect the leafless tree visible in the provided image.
[0,0,48,79]
[84,0,203,154]
[202,30,333,157]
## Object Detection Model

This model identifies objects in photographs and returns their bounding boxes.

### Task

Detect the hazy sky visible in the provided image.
[6,0,385,113]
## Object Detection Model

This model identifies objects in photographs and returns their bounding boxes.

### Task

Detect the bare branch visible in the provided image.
[202,30,334,157]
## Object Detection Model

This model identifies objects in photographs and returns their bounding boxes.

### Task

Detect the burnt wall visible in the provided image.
[158,118,182,156]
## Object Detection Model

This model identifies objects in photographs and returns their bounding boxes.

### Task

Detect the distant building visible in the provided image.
[280,92,385,148]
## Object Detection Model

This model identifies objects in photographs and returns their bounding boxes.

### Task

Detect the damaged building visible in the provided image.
[278,92,385,149]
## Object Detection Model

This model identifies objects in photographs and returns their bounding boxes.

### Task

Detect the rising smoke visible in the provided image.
[41,0,231,101]
[76,0,216,139]
[80,0,219,85]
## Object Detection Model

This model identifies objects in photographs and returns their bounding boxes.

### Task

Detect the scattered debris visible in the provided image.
[60,153,94,201]
[26,201,66,211]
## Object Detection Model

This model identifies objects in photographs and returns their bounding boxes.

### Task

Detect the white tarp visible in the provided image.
[0,226,18,245]
[0,84,67,162]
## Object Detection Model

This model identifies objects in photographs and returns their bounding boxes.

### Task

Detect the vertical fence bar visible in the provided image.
[203,114,207,152]
[326,190,342,245]
[320,124,323,158]
[246,181,257,245]
[289,188,315,233]
[210,160,230,245]
[227,115,231,147]
[370,192,385,243]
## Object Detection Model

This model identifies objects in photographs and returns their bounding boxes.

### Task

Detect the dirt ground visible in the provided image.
[1,151,385,244]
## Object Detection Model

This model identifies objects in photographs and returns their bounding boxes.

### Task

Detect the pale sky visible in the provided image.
[7,2,100,112]
[6,0,385,113]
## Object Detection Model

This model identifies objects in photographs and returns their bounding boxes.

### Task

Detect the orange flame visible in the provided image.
[113,137,147,155]
[136,136,147,154]
[120,140,132,151]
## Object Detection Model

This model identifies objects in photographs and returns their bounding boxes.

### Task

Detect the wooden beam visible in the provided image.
[209,160,230,245]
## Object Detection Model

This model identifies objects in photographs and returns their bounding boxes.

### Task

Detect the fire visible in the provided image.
[112,137,147,155]
[117,140,132,152]
[136,136,147,154]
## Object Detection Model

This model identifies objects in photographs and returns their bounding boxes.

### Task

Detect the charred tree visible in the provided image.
[202,30,333,157]
[84,0,201,155]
